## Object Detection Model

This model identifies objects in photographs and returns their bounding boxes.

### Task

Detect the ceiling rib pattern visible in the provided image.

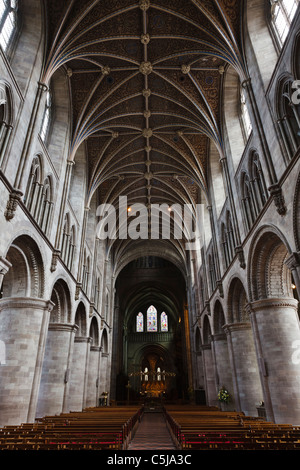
[43,0,244,263]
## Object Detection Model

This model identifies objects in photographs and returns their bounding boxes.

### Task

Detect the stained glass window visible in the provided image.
[147,305,157,331]
[137,312,143,332]
[161,312,168,331]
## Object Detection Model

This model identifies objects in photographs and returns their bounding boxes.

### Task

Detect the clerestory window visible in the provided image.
[0,0,18,53]
[270,0,299,46]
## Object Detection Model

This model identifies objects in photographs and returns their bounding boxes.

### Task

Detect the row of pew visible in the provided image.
[164,405,300,450]
[0,406,143,450]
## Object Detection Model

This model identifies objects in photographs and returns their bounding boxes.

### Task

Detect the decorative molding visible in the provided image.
[50,250,61,272]
[247,297,298,312]
[235,245,246,269]
[75,282,82,300]
[4,189,23,220]
[268,183,287,215]
[285,251,300,270]
[217,280,224,298]
[0,297,54,311]
[222,322,251,335]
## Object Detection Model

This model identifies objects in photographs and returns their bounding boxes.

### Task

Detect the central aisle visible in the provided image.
[127,412,177,450]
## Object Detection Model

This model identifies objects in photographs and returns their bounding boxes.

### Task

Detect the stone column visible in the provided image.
[35,323,77,418]
[86,345,101,407]
[223,322,263,416]
[69,336,91,411]
[0,256,11,287]
[285,252,300,295]
[0,297,53,427]
[248,298,300,424]
[99,351,109,398]
[211,333,236,411]
[201,343,218,407]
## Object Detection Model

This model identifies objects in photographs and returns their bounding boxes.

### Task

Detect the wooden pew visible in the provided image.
[0,405,143,450]
[163,405,300,450]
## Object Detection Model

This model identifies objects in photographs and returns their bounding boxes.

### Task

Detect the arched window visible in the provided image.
[24,156,42,215]
[277,77,300,159]
[251,152,267,211]
[40,88,52,143]
[208,253,217,293]
[94,276,101,311]
[221,212,236,268]
[241,171,256,230]
[61,213,76,270]
[147,305,157,332]
[136,312,143,332]
[0,0,18,53]
[270,0,299,46]
[221,222,230,268]
[240,87,252,141]
[226,212,235,261]
[160,312,168,332]
[104,292,109,321]
[38,176,53,235]
[0,82,13,166]
[82,253,90,293]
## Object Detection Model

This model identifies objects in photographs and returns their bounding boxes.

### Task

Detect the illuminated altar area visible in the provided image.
[129,353,176,398]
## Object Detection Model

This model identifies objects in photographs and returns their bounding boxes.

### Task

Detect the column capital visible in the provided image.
[285,252,300,270]
[0,297,54,311]
[0,256,12,275]
[223,322,251,336]
[247,297,298,312]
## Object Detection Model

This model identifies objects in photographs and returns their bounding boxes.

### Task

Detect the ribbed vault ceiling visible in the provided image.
[43,0,245,265]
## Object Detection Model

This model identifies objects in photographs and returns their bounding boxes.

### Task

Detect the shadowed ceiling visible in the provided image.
[43,0,245,265]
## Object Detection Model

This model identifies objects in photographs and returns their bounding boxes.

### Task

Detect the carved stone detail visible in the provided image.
[235,245,246,269]
[268,183,287,215]
[181,64,190,74]
[101,65,111,75]
[142,88,151,97]
[139,0,150,11]
[4,189,23,221]
[142,128,153,138]
[140,61,153,75]
[141,33,150,44]
[50,250,61,272]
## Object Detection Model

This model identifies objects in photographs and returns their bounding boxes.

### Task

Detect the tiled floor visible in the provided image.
[127,412,177,450]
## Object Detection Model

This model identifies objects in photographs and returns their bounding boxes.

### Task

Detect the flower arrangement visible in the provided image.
[218,386,230,403]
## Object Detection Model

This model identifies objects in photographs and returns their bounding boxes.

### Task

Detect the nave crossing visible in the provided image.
[1,405,300,451]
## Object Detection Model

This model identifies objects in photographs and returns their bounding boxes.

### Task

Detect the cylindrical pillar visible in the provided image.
[223,322,263,416]
[86,345,101,407]
[212,333,236,411]
[35,323,77,418]
[0,297,53,427]
[201,343,218,407]
[68,336,91,411]
[248,298,300,424]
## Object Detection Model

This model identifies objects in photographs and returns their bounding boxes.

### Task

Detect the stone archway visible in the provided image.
[0,235,52,426]
[86,316,102,408]
[211,300,236,411]
[224,277,263,416]
[247,227,300,424]
[201,314,218,407]
[68,301,89,411]
[36,278,75,418]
